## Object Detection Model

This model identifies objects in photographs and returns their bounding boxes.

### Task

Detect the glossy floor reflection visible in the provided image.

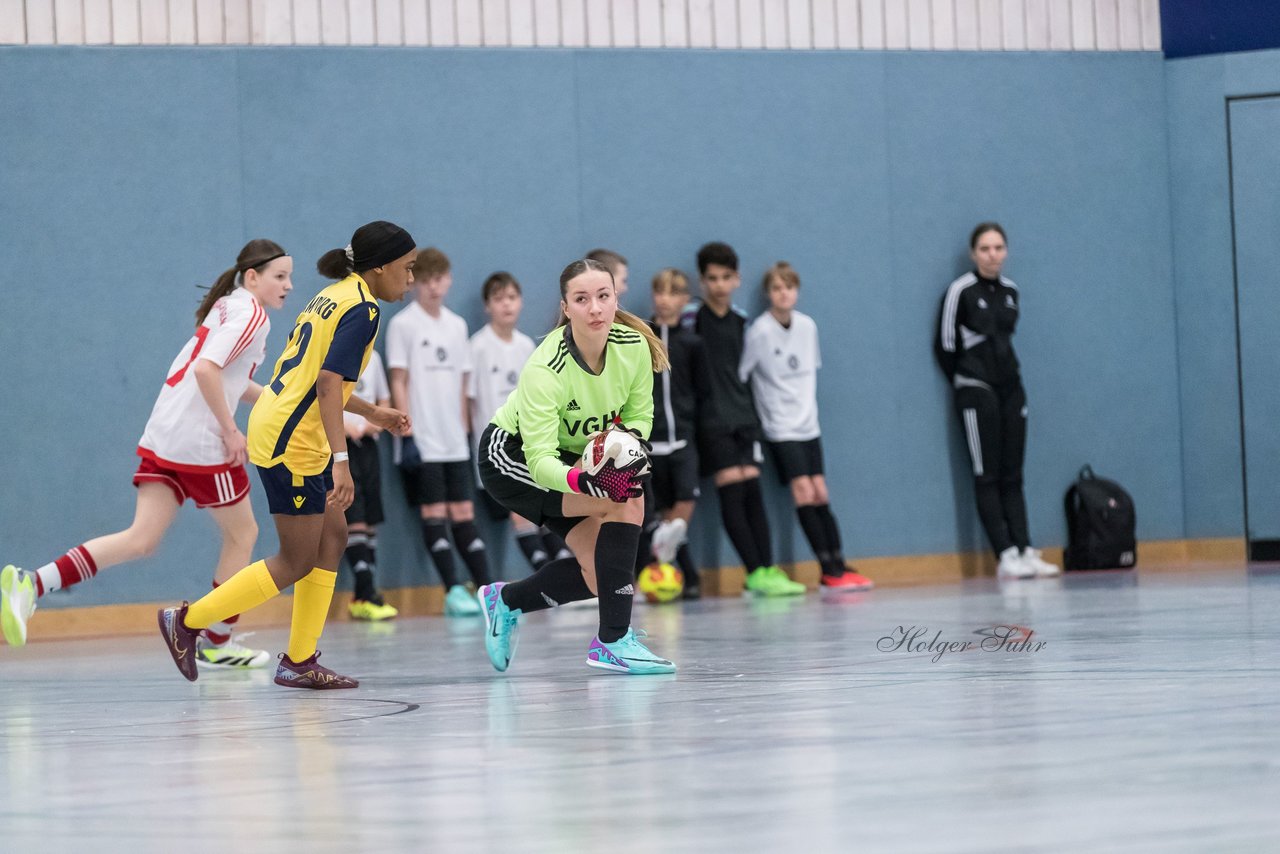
[3,567,1280,853]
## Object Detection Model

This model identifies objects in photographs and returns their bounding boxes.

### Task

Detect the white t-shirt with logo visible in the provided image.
[343,349,390,434]
[467,323,536,459]
[386,301,473,462]
[137,287,270,471]
[739,310,822,443]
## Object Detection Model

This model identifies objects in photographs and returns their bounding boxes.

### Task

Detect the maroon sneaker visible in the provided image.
[273,651,359,689]
[157,602,200,682]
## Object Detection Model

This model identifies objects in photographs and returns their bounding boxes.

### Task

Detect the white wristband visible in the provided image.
[333,451,350,463]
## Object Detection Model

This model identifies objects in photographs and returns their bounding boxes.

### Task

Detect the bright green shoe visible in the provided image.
[349,599,399,621]
[445,584,481,617]
[745,565,807,597]
[1,565,37,647]
[196,635,271,669]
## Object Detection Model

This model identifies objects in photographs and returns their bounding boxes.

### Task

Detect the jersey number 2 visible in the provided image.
[269,322,314,394]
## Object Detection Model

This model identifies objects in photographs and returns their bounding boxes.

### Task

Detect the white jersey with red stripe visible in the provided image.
[137,287,270,472]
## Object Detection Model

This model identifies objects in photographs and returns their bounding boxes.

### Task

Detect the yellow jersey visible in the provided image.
[248,274,381,475]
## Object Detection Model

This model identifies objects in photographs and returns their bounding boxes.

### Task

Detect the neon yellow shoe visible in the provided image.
[745,565,806,597]
[196,635,271,669]
[349,599,398,621]
[1,565,37,647]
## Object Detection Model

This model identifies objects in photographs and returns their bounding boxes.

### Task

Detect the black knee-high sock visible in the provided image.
[636,517,661,570]
[796,505,838,575]
[344,531,378,601]
[450,521,492,586]
[595,522,641,643]
[542,528,573,560]
[718,482,762,570]
[514,528,550,570]
[675,542,699,586]
[815,504,847,571]
[741,477,774,568]
[500,557,593,613]
[421,518,460,588]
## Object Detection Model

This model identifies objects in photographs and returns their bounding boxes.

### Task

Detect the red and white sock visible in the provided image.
[202,580,241,646]
[33,545,98,597]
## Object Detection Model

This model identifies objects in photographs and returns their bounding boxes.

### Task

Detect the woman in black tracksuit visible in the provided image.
[935,222,1058,579]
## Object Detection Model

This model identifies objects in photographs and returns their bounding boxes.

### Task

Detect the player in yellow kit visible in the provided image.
[158,221,416,689]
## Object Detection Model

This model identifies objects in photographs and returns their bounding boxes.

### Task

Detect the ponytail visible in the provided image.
[195,267,239,326]
[616,309,669,372]
[196,238,287,325]
[317,247,354,280]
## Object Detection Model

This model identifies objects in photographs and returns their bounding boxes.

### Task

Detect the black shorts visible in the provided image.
[256,461,333,517]
[345,436,384,526]
[769,437,825,483]
[650,444,701,509]
[476,423,584,540]
[477,486,511,522]
[401,458,475,506]
[698,423,764,477]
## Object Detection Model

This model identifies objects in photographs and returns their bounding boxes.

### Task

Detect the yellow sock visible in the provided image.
[286,568,337,663]
[184,561,279,629]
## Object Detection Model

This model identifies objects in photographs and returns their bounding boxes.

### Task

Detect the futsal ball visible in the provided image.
[579,426,650,477]
[639,562,684,603]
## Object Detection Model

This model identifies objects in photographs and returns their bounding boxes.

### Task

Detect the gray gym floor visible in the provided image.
[2,567,1278,853]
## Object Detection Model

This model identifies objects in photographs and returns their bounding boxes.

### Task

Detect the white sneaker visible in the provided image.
[1,565,38,647]
[196,634,271,669]
[650,518,687,565]
[997,546,1034,579]
[1021,547,1061,577]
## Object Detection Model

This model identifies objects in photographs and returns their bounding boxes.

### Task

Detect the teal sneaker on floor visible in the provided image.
[1,564,37,647]
[745,565,806,597]
[445,584,481,617]
[478,582,520,672]
[586,629,676,675]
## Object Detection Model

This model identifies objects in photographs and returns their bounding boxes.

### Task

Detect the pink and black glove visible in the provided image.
[567,463,646,503]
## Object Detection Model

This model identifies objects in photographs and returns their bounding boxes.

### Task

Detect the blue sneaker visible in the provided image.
[478,582,520,672]
[445,584,481,617]
[586,629,676,675]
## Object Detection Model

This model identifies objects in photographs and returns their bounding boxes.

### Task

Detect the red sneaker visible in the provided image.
[157,602,200,682]
[821,570,875,591]
[273,651,359,689]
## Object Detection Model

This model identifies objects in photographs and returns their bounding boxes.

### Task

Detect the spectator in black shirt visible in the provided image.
[935,223,1059,579]
[694,242,805,597]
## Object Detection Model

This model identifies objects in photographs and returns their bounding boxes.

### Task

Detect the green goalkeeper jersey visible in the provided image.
[492,323,654,493]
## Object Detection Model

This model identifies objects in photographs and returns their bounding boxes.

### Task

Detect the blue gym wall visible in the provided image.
[0,47,1189,608]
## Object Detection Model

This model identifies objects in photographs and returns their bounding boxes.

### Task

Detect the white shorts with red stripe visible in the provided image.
[133,456,250,509]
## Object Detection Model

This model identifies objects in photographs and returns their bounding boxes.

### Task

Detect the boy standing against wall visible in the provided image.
[693,242,804,597]
[387,248,491,616]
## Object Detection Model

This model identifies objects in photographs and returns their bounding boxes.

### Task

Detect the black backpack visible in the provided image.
[1063,465,1136,570]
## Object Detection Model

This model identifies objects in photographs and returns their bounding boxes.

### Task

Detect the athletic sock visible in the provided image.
[203,579,242,645]
[33,545,98,597]
[594,522,641,643]
[344,531,377,600]
[675,542,699,587]
[450,521,492,586]
[717,482,761,570]
[542,528,573,561]
[421,518,459,588]
[796,505,838,575]
[286,568,337,663]
[514,528,550,570]
[815,504,848,574]
[741,477,774,567]
[185,560,279,630]
[499,556,593,613]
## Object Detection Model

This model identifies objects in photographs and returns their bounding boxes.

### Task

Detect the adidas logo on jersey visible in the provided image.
[566,399,580,411]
